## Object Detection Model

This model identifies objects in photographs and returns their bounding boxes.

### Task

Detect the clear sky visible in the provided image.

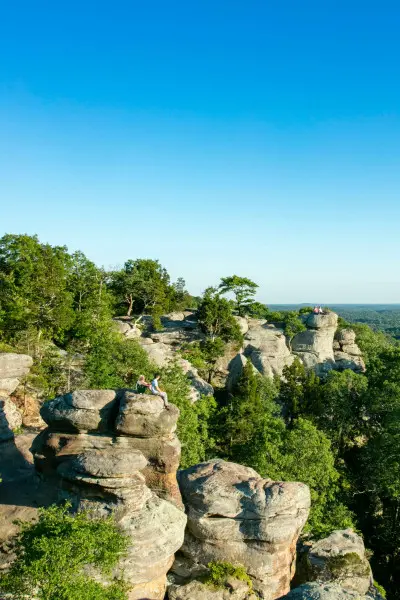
[1,1,400,303]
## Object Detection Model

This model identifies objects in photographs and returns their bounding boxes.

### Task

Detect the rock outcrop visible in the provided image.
[243,320,294,377]
[296,529,372,595]
[169,578,257,600]
[334,329,366,373]
[0,352,33,395]
[31,389,187,599]
[172,459,311,599]
[291,313,338,374]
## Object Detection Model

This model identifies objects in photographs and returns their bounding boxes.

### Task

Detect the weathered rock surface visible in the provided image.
[169,578,257,600]
[334,329,366,373]
[0,396,22,433]
[30,388,187,599]
[0,352,33,395]
[297,529,372,595]
[244,320,294,378]
[283,582,362,599]
[41,389,117,432]
[226,353,260,391]
[173,459,310,599]
[116,393,179,437]
[178,359,214,402]
[291,312,338,375]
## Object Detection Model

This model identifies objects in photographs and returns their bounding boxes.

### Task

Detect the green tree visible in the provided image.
[222,361,284,475]
[268,418,355,537]
[197,287,243,343]
[67,251,113,341]
[161,363,217,467]
[83,327,153,389]
[279,358,320,426]
[110,259,170,318]
[283,311,306,350]
[219,275,259,316]
[0,504,129,600]
[316,370,369,452]
[0,234,74,345]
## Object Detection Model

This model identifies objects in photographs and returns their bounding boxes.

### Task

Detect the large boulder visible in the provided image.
[282,583,362,599]
[173,460,310,599]
[299,529,372,595]
[334,329,365,373]
[292,312,338,374]
[116,393,179,437]
[244,321,294,378]
[40,390,117,432]
[168,578,257,600]
[28,387,187,600]
[0,352,33,395]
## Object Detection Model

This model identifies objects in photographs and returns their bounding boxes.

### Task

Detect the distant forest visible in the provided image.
[271,305,400,339]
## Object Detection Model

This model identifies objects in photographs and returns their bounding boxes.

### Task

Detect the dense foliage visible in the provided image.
[0,504,129,600]
[2,233,400,598]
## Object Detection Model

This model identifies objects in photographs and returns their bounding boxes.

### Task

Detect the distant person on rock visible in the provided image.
[151,373,170,409]
[313,306,319,314]
[318,306,324,314]
[135,375,150,394]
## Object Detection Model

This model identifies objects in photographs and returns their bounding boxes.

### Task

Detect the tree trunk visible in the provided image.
[127,295,133,316]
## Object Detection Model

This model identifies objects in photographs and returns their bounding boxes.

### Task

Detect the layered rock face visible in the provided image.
[32,390,187,599]
[334,329,366,373]
[172,459,311,599]
[291,313,338,374]
[243,320,294,377]
[296,529,372,595]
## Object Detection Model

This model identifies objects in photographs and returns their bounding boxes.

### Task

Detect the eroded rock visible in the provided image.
[173,459,310,599]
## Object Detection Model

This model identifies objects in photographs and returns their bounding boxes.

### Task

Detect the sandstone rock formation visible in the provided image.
[169,578,257,600]
[244,319,294,377]
[0,352,33,395]
[30,389,187,599]
[334,329,366,373]
[296,529,372,595]
[172,459,311,599]
[291,313,338,374]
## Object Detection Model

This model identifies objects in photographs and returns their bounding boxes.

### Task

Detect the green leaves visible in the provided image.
[219,275,258,316]
[197,287,243,343]
[0,504,129,600]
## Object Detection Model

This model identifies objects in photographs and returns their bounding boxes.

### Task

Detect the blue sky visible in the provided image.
[1,1,400,302]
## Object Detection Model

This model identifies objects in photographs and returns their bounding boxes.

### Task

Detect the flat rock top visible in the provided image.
[178,459,310,518]
[65,389,117,410]
[309,528,366,561]
[306,313,338,330]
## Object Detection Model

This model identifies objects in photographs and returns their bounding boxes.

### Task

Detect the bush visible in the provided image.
[205,561,252,590]
[0,503,129,600]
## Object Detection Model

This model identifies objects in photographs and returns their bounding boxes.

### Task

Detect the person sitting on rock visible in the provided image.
[135,375,150,394]
[150,373,170,409]
[318,306,324,314]
[313,306,319,314]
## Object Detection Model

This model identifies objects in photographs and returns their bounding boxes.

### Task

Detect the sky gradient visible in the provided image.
[1,1,400,302]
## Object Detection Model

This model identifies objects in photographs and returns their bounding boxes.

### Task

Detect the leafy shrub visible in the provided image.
[0,503,129,600]
[374,580,387,598]
[205,561,252,590]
